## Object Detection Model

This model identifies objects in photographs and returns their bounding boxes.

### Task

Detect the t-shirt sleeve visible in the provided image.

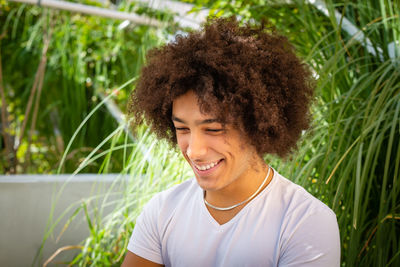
[127,196,163,265]
[278,208,341,267]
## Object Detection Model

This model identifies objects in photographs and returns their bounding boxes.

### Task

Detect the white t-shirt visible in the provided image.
[128,170,340,266]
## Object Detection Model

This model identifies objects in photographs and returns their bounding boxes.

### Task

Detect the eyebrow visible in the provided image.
[171,115,221,125]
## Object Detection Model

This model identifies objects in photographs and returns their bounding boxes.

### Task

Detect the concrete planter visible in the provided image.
[0,174,126,267]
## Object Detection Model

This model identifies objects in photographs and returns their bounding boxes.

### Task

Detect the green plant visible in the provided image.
[277,1,400,265]
[0,0,174,173]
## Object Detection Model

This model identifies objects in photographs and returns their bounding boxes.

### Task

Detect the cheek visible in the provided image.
[176,135,188,155]
[208,137,230,156]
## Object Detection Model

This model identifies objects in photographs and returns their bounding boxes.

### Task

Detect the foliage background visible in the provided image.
[1,0,399,266]
[0,0,175,173]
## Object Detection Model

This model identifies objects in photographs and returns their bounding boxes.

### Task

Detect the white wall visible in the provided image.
[0,174,127,267]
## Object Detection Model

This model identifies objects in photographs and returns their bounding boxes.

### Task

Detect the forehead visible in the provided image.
[172,91,217,120]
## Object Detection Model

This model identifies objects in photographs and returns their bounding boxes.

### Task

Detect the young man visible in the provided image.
[122,17,340,266]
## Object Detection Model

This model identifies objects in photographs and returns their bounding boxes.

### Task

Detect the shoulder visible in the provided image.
[271,171,340,266]
[272,171,335,218]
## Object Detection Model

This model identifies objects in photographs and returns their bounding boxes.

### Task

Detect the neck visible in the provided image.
[205,160,271,208]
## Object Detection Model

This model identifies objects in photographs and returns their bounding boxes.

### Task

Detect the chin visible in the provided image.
[194,175,219,191]
[195,177,228,193]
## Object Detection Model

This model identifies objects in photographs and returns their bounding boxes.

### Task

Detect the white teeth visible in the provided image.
[194,160,220,171]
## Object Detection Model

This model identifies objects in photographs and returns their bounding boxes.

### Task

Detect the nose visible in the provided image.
[186,132,207,160]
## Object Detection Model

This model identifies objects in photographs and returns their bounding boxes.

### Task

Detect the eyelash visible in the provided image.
[174,128,222,132]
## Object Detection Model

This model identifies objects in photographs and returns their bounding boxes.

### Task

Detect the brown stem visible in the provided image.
[17,50,41,150]
[358,214,400,258]
[24,44,49,170]
[43,245,84,267]
[24,12,52,171]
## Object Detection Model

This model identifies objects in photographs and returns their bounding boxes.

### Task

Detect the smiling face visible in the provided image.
[172,91,264,193]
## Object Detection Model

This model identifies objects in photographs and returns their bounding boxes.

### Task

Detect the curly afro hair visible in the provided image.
[128,16,314,158]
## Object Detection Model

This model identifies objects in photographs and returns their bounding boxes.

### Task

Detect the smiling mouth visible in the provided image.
[192,159,223,171]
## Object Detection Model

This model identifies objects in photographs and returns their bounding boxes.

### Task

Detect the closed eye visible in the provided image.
[206,129,223,132]
[175,127,189,131]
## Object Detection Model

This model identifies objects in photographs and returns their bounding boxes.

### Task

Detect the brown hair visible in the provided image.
[128,16,314,157]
